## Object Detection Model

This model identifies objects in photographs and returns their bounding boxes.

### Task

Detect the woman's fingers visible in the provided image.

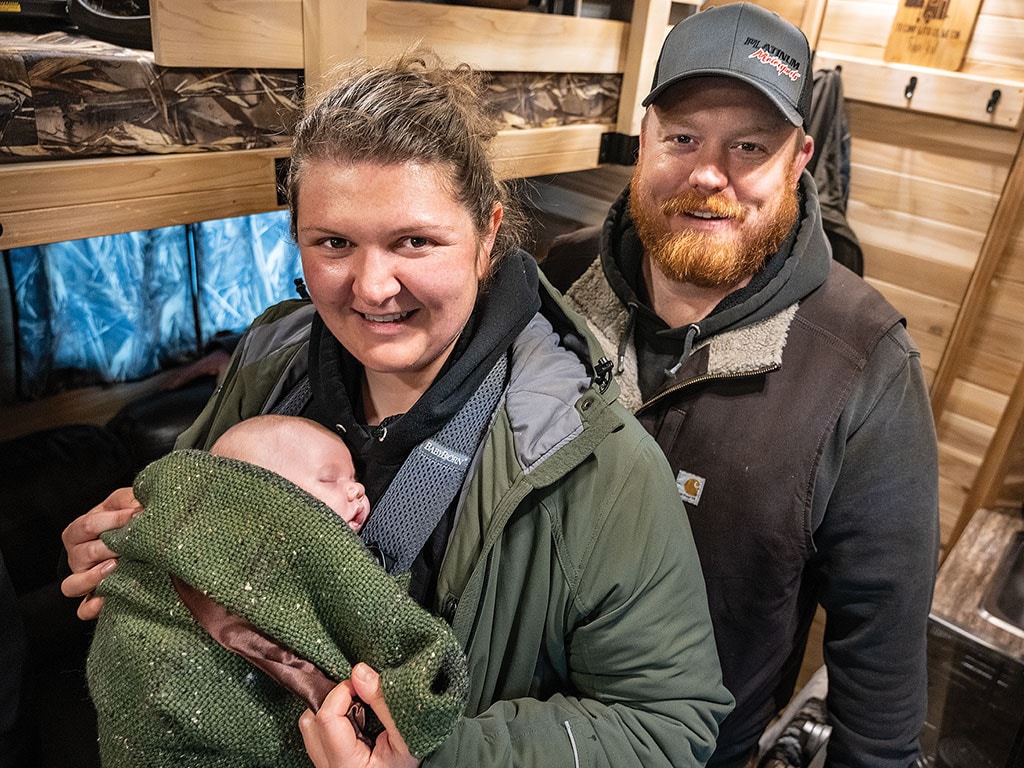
[74,588,108,621]
[60,486,141,621]
[300,680,366,768]
[61,487,140,573]
[61,557,116,600]
[349,664,418,767]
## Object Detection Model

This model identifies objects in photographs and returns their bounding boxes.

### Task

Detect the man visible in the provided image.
[547,4,940,767]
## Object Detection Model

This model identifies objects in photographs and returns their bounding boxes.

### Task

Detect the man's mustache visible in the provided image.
[662,192,745,221]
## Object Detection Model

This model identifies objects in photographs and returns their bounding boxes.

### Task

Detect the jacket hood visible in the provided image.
[599,169,832,341]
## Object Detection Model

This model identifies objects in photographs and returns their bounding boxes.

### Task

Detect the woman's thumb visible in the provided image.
[351,663,413,758]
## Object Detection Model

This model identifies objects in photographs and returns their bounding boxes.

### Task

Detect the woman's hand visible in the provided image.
[300,664,421,768]
[60,486,141,620]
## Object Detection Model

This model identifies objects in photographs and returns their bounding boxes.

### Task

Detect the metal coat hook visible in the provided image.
[987,89,1001,114]
[904,76,918,100]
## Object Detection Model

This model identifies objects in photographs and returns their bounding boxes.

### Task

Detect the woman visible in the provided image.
[62,53,733,768]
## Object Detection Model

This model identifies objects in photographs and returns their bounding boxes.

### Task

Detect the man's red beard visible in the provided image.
[629,176,799,288]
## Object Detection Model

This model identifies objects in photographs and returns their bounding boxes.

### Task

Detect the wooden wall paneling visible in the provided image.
[963,13,1024,73]
[938,411,997,479]
[961,347,1024,397]
[938,441,986,501]
[491,125,611,179]
[799,0,828,49]
[946,363,1024,555]
[973,0,1024,18]
[151,0,302,68]
[364,2,629,73]
[860,243,970,307]
[152,0,630,75]
[303,0,366,91]
[970,311,1024,366]
[702,0,806,28]
[931,149,1024,551]
[947,378,1012,430]
[817,0,893,57]
[847,202,986,273]
[930,129,1024,417]
[849,165,999,232]
[820,0,1024,71]
[845,101,1021,167]
[987,277,1024,326]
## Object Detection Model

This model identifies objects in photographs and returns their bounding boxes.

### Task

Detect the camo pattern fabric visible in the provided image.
[0,29,300,160]
[0,29,620,161]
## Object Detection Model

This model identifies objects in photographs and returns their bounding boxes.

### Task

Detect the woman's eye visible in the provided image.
[405,236,431,249]
[325,237,350,249]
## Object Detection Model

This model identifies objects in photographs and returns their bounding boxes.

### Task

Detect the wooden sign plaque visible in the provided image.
[883,0,984,72]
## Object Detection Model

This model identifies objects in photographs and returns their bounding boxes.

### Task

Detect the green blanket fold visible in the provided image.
[87,449,469,767]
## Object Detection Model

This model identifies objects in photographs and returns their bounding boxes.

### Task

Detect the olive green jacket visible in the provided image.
[177,281,733,767]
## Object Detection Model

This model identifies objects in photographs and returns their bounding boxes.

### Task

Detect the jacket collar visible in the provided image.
[566,256,799,412]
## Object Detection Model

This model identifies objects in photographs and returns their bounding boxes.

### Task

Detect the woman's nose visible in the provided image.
[351,250,400,305]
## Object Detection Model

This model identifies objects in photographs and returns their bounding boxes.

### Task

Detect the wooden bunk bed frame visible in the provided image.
[0,0,686,251]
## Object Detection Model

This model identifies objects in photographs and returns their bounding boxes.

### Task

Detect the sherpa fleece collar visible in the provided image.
[565,260,798,412]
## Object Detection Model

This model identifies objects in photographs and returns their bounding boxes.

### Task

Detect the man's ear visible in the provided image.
[792,133,814,182]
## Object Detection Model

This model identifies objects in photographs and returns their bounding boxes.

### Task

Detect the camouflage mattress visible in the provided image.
[0,29,620,162]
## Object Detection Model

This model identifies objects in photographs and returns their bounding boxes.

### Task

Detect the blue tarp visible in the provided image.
[7,211,301,398]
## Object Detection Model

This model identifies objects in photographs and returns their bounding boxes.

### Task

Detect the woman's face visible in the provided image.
[295,160,500,394]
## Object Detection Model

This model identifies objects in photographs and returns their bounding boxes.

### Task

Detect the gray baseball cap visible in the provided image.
[642,2,813,127]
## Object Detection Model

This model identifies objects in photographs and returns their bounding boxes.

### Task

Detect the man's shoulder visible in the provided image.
[795,262,905,355]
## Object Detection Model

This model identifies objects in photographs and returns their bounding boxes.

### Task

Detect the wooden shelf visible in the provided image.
[0,124,618,249]
[150,0,629,75]
[815,51,1024,129]
[0,149,287,250]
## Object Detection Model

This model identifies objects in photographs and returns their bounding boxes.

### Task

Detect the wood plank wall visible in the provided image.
[816,0,1024,551]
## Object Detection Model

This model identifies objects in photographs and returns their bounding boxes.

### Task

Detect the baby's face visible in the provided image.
[280,432,369,532]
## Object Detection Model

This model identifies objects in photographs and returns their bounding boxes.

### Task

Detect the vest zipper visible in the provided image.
[636,363,780,416]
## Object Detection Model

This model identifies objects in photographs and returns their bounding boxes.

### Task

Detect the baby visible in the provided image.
[86,414,468,767]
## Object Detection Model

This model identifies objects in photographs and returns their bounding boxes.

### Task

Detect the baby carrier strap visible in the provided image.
[361,352,510,575]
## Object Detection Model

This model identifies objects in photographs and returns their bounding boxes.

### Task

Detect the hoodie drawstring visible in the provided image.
[665,325,699,377]
[616,303,638,375]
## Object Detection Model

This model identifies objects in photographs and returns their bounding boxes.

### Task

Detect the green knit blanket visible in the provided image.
[87,449,469,767]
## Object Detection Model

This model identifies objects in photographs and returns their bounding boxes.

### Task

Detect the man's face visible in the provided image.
[630,76,814,288]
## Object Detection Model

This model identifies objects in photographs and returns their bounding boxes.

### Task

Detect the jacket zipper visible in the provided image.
[636,364,779,416]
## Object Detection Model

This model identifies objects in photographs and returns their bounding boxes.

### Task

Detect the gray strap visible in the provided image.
[271,375,312,416]
[361,353,509,574]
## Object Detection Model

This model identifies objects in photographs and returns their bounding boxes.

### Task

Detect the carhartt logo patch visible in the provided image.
[676,470,706,506]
